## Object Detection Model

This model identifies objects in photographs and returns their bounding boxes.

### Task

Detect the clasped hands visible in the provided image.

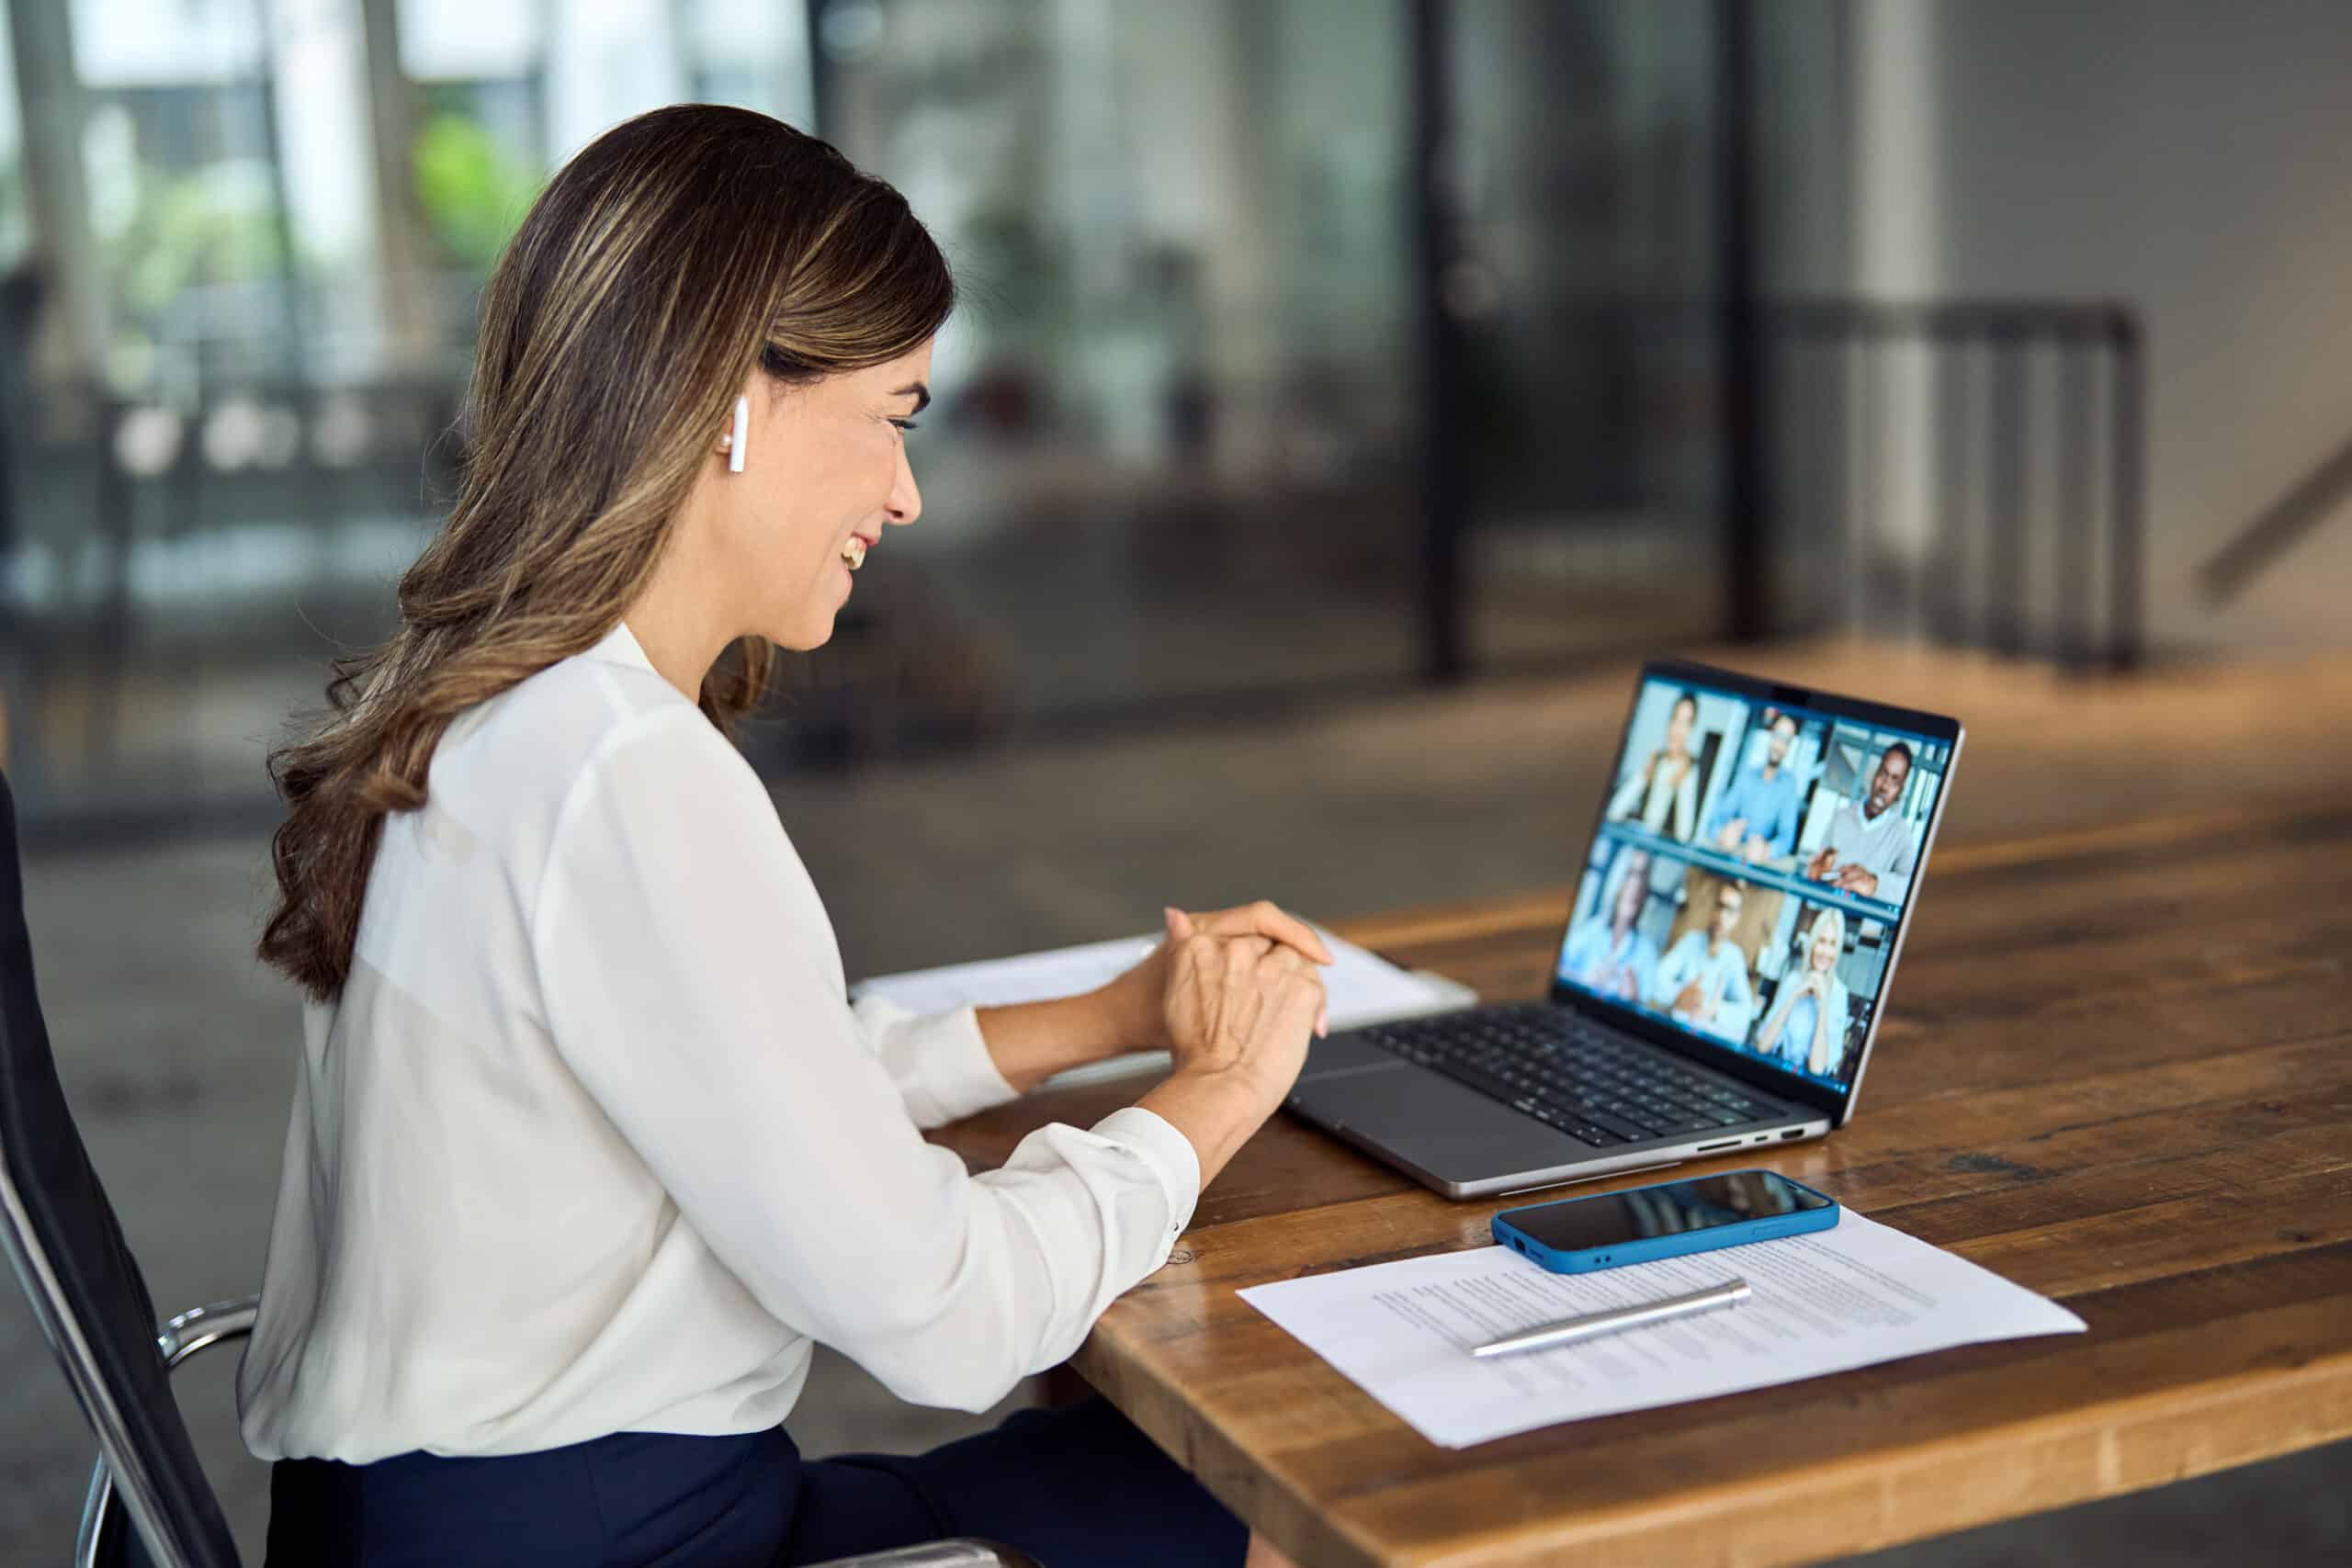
[1672,978,1717,1022]
[1713,818,1776,865]
[969,900,1331,1100]
[1095,902,1331,1098]
[1804,846,1879,896]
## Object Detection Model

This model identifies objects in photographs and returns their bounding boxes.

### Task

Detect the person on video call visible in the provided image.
[1757,908,1852,1077]
[1804,740,1917,902]
[1703,712,1804,863]
[1648,881,1755,1043]
[1607,689,1702,840]
[1560,847,1659,1003]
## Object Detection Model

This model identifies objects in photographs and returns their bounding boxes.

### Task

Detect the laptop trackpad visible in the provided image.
[1295,1032,1410,1081]
[1293,1060,1580,1179]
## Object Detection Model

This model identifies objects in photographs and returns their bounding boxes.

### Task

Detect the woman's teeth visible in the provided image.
[842,537,867,571]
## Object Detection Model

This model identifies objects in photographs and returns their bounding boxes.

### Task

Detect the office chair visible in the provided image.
[0,769,1035,1568]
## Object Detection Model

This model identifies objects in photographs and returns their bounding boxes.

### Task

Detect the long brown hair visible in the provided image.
[260,106,955,1001]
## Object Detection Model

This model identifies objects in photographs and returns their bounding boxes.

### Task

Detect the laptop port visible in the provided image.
[1695,1139,1741,1153]
[1781,1129,1803,1140]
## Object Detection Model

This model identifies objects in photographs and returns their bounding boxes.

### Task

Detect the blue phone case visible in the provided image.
[1490,1170,1840,1273]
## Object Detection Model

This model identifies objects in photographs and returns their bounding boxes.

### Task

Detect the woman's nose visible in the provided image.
[885,447,922,526]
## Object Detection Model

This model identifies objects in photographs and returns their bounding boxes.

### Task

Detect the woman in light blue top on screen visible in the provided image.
[1757,907,1851,1077]
[1607,690,1702,840]
[1648,881,1755,1043]
[1560,847,1659,1004]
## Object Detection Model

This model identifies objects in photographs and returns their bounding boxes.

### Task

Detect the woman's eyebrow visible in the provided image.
[892,381,932,414]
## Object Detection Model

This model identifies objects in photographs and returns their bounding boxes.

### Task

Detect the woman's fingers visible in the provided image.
[1157,914,1329,1089]
[1171,920,1318,1010]
[1220,933,1275,973]
[1263,946,1328,1033]
[1190,900,1334,966]
[1161,907,1336,991]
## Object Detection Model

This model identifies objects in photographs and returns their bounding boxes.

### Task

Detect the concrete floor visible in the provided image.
[6,640,2347,1563]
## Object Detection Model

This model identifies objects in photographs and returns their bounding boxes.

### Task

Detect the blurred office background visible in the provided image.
[14,0,2346,836]
[6,0,2352,1562]
[5,0,1768,827]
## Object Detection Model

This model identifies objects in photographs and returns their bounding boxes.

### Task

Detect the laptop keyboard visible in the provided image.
[1352,1004,1779,1146]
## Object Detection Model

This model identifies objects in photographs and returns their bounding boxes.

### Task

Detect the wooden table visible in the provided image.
[933,797,2352,1567]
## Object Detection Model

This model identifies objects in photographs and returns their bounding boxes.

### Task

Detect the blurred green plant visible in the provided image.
[412,112,540,271]
[80,141,309,389]
[104,158,288,314]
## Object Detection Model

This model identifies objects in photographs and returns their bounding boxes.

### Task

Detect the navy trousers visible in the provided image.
[264,1395,1250,1567]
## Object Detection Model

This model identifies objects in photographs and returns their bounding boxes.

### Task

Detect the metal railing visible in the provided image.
[2196,426,2352,605]
[1758,298,2144,669]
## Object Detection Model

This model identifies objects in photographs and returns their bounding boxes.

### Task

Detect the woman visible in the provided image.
[1607,689,1702,840]
[1558,846,1657,1003]
[1756,907,1850,1077]
[239,106,1320,1568]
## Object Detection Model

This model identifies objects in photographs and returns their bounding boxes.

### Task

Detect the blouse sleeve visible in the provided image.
[850,996,1021,1130]
[529,707,1199,1412]
[1606,758,1648,820]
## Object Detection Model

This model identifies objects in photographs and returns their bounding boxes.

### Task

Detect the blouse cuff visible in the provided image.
[1089,1105,1204,1245]
[854,998,1019,1129]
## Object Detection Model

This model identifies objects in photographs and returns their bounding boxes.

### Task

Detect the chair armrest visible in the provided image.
[77,1295,259,1568]
[806,1546,1043,1568]
[153,1295,259,1371]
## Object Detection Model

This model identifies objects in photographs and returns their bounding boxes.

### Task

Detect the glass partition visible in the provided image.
[0,0,1824,829]
[1447,0,1728,668]
[801,0,1420,747]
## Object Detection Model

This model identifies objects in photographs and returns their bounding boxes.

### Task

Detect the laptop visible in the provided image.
[1286,659,1962,1200]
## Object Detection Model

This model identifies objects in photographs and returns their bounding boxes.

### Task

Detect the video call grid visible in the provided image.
[1554,679,1952,1092]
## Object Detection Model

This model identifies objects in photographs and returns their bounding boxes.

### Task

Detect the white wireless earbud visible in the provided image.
[726,395,748,472]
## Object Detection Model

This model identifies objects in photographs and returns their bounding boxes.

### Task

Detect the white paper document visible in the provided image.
[1238,1210,2086,1449]
[853,929,1476,1088]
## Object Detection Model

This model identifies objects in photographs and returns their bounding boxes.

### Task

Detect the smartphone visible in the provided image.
[1491,1169,1838,1274]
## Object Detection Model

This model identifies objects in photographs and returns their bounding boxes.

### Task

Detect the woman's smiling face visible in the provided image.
[1665,699,1695,757]
[703,340,933,651]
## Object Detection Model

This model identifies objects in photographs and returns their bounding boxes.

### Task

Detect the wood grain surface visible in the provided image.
[932,796,2352,1566]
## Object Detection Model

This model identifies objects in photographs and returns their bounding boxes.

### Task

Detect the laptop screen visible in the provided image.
[1554,671,1955,1096]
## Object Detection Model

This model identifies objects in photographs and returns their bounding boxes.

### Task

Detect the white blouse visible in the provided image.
[237,623,1200,1464]
[1607,750,1700,840]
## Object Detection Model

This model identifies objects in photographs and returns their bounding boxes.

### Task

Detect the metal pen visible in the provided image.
[1469,1278,1752,1358]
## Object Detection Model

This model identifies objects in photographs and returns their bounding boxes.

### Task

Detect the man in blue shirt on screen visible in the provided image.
[1704,712,1804,863]
[1648,880,1756,1043]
